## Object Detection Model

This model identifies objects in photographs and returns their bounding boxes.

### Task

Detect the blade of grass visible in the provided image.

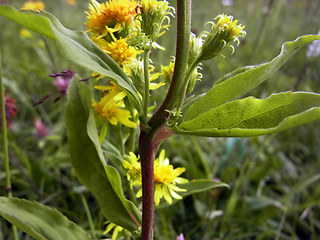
[0,45,18,240]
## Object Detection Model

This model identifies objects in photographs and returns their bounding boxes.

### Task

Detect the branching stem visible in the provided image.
[149,0,191,130]
[139,1,192,239]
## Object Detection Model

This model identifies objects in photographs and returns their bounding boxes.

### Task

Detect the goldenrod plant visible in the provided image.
[0,0,320,239]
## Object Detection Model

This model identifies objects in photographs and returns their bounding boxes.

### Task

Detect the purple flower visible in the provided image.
[33,70,76,106]
[34,119,49,138]
[177,233,184,240]
[50,70,75,95]
[0,92,18,128]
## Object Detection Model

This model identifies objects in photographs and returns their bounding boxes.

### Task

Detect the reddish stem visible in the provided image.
[139,1,191,239]
[139,130,155,240]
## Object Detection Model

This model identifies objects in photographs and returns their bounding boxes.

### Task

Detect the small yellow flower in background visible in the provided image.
[123,150,188,206]
[85,0,138,37]
[66,0,76,5]
[19,29,32,39]
[20,1,45,10]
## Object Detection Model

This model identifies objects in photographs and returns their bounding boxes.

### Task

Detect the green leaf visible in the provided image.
[171,92,320,137]
[246,196,283,211]
[101,141,124,170]
[0,197,91,240]
[65,76,141,231]
[0,6,141,110]
[180,179,229,196]
[184,35,320,121]
[157,179,228,208]
[0,6,55,40]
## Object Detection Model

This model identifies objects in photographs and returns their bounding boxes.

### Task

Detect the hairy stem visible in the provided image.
[149,0,191,130]
[176,58,200,110]
[143,49,151,121]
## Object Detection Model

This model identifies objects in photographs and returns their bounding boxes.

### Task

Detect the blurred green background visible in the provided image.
[1,0,320,239]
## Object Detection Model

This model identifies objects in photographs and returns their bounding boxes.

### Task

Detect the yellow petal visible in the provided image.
[162,185,172,204]
[136,189,142,198]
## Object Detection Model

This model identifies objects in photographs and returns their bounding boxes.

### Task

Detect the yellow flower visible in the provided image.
[214,14,246,39]
[85,0,138,37]
[66,0,76,5]
[92,98,136,127]
[161,61,175,83]
[104,221,124,240]
[95,82,127,101]
[92,85,136,128]
[20,1,45,10]
[19,29,32,39]
[153,150,188,206]
[123,150,188,206]
[123,152,142,187]
[140,0,174,42]
[198,14,246,61]
[105,38,140,66]
[91,35,140,66]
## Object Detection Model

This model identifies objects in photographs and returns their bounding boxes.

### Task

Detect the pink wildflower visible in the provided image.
[177,233,184,240]
[50,70,75,96]
[0,92,18,128]
[34,119,49,138]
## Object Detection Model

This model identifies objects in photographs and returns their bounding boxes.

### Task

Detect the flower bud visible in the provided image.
[188,32,204,65]
[199,14,246,61]
[140,0,174,47]
[125,58,145,95]
[186,66,202,95]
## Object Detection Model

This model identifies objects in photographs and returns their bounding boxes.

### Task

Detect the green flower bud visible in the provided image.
[199,14,246,61]
[140,0,174,46]
[189,32,204,65]
[186,66,202,95]
[126,58,145,95]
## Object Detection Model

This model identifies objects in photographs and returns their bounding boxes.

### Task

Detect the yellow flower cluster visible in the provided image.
[85,0,172,128]
[85,0,142,129]
[86,0,138,37]
[92,83,136,130]
[123,150,188,206]
[85,0,140,66]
